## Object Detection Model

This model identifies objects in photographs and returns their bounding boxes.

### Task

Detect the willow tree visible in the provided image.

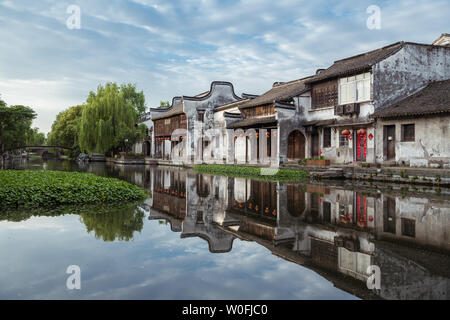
[79,83,146,154]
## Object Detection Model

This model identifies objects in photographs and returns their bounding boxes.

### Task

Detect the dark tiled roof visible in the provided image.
[151,103,184,120]
[238,76,313,109]
[372,79,450,118]
[227,116,277,129]
[306,42,404,84]
[214,99,250,112]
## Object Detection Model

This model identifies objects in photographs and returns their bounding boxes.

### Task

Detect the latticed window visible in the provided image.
[339,132,349,147]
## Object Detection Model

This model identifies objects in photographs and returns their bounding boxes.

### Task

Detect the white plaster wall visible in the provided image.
[375,116,450,166]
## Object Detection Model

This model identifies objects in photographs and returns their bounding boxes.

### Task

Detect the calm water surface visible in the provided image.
[1,159,449,300]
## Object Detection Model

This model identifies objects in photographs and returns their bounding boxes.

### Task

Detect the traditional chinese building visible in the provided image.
[225,76,313,165]
[296,40,450,165]
[150,81,244,165]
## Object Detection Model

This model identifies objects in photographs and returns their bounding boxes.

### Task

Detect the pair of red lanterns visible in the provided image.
[341,129,366,136]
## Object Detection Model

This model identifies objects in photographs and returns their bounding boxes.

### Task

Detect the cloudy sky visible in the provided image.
[0,0,449,133]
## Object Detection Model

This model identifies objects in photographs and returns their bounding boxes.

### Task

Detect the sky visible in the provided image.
[0,0,449,134]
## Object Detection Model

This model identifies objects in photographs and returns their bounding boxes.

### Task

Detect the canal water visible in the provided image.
[1,159,449,300]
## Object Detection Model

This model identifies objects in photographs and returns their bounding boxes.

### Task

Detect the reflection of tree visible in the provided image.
[80,205,144,242]
[0,203,145,242]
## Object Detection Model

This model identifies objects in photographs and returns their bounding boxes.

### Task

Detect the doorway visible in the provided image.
[384,125,396,160]
[288,130,306,159]
[311,132,319,157]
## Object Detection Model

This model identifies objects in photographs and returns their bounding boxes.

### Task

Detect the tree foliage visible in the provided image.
[26,127,46,146]
[0,102,37,152]
[159,101,170,108]
[47,105,84,157]
[79,83,146,154]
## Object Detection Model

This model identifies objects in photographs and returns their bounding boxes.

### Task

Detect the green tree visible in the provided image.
[79,83,146,155]
[47,105,84,157]
[26,127,46,146]
[159,101,170,108]
[0,101,37,152]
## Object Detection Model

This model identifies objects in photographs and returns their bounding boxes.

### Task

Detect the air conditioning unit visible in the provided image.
[335,105,344,116]
[344,103,360,115]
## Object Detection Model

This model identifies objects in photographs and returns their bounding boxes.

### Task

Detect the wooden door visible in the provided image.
[384,125,395,160]
[383,197,396,234]
[311,133,319,157]
[288,131,306,159]
[356,133,367,161]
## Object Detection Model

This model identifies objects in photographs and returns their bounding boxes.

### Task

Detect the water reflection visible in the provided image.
[0,203,145,242]
[2,159,450,300]
[140,166,450,300]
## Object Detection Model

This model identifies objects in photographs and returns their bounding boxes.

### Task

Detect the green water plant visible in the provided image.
[0,170,147,209]
[193,165,308,182]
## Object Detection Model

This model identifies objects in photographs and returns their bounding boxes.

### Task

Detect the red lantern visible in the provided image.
[318,150,322,156]
[234,135,237,140]
[266,132,270,137]
[357,129,366,135]
[342,129,350,136]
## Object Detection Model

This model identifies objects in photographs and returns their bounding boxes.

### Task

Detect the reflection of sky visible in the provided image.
[0,215,356,300]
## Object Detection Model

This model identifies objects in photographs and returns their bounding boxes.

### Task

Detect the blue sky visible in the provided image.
[0,0,449,133]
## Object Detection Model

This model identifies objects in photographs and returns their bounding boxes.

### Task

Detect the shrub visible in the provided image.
[0,170,147,209]
[193,165,308,182]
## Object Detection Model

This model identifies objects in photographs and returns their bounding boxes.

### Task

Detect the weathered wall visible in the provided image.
[375,116,450,166]
[373,44,450,110]
[375,195,450,252]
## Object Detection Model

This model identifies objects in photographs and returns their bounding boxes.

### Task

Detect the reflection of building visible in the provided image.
[141,167,450,299]
[146,167,235,253]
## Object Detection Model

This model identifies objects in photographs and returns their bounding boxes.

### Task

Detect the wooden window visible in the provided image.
[323,127,331,148]
[198,113,204,122]
[401,124,415,142]
[311,80,338,109]
[339,132,349,147]
[401,218,415,237]
[339,72,371,104]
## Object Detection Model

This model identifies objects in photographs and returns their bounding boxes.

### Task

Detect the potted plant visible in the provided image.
[306,151,330,166]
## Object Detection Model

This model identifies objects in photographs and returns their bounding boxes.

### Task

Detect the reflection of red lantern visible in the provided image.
[369,216,373,222]
[239,202,244,208]
[255,205,259,211]
[265,207,270,213]
[248,203,253,209]
[318,150,322,156]
[249,133,252,137]
[273,130,277,136]
[272,209,277,216]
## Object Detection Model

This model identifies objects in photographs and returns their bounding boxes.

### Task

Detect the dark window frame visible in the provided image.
[401,123,415,142]
[323,127,331,148]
